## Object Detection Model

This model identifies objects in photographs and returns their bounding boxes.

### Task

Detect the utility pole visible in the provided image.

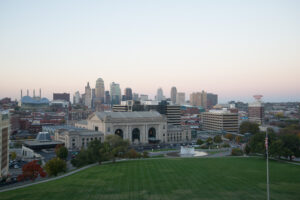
[265,131,270,200]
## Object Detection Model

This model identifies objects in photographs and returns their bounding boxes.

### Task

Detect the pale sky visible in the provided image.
[0,0,299,103]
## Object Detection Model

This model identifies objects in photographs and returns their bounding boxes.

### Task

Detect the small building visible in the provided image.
[23,132,63,151]
[54,129,104,150]
[167,125,191,143]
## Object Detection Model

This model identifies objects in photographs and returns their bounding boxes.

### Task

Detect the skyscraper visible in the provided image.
[189,91,208,109]
[207,93,218,109]
[110,82,121,105]
[124,88,133,101]
[73,91,81,104]
[84,82,92,108]
[248,95,264,125]
[105,91,111,105]
[156,88,164,101]
[170,87,177,104]
[95,78,105,103]
[176,92,186,105]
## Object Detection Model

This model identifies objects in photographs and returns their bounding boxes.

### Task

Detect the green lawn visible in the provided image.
[2,157,300,200]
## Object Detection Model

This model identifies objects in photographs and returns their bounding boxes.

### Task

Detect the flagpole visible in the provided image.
[266,131,270,200]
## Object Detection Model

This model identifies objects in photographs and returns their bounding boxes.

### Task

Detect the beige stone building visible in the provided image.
[167,125,191,143]
[0,111,10,178]
[54,129,104,150]
[202,109,239,134]
[76,111,168,145]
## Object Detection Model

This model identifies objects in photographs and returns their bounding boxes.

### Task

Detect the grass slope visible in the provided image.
[2,157,300,200]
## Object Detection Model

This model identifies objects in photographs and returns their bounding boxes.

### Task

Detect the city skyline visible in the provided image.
[1,0,300,103]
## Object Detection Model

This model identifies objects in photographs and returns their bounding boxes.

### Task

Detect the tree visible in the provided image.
[196,139,204,145]
[235,136,242,143]
[105,135,129,162]
[10,152,17,160]
[244,144,251,155]
[239,121,260,135]
[269,139,284,159]
[17,160,47,181]
[86,139,102,163]
[213,135,222,143]
[45,158,67,176]
[248,132,265,154]
[71,140,103,167]
[55,145,68,160]
[280,134,300,160]
[224,133,234,141]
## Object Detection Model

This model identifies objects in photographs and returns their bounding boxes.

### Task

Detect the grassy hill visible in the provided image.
[2,157,300,200]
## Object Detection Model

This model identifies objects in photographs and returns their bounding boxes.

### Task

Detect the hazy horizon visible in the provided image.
[1,0,300,103]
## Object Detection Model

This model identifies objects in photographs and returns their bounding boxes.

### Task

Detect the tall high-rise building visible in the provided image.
[156,88,164,101]
[105,91,111,105]
[84,82,92,108]
[110,82,121,105]
[170,87,177,104]
[124,88,133,101]
[176,92,185,105]
[248,95,264,125]
[207,93,218,109]
[95,78,105,103]
[73,91,81,104]
[0,111,10,178]
[189,91,208,109]
[133,93,139,101]
[190,92,202,106]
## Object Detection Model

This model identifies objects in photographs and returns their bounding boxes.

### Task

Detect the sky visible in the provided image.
[0,0,300,103]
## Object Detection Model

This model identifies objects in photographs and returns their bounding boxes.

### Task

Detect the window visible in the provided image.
[95,126,98,131]
[72,138,75,142]
[107,127,110,132]
[91,138,93,141]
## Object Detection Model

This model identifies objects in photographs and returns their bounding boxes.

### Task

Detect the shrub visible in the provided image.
[142,151,149,158]
[231,148,243,156]
[126,149,141,159]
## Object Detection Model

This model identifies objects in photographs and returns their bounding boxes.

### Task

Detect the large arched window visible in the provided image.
[115,129,123,139]
[148,127,156,143]
[132,128,140,143]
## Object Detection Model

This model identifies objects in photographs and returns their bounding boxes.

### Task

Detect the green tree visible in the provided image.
[45,158,67,176]
[55,145,68,160]
[280,134,300,160]
[213,135,222,143]
[239,121,260,135]
[86,139,102,163]
[10,152,17,160]
[105,135,129,162]
[249,132,265,154]
[269,139,284,159]
[244,144,251,155]
[196,139,204,145]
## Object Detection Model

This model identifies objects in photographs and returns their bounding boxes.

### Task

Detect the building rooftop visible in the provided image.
[95,111,163,120]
